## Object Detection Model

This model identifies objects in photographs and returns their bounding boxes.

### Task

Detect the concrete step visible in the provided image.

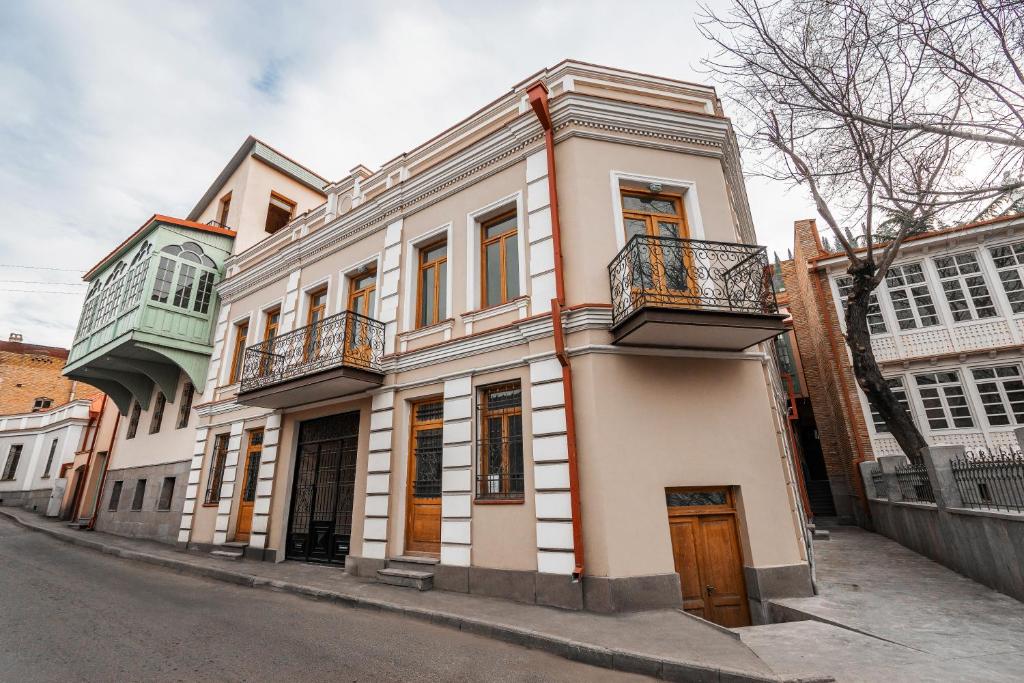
[386,555,439,572]
[377,568,434,591]
[222,541,248,549]
[812,529,831,541]
[210,549,243,561]
[66,522,90,530]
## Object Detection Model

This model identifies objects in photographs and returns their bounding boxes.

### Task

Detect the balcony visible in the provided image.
[235,310,385,408]
[608,235,785,351]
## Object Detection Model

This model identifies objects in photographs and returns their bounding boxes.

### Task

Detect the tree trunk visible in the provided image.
[844,261,929,462]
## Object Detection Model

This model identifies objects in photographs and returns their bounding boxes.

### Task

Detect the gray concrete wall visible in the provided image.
[0,488,51,513]
[94,460,189,545]
[868,499,1024,602]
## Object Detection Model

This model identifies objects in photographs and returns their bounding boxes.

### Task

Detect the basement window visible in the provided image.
[157,477,176,511]
[265,192,296,234]
[108,481,124,511]
[131,480,147,511]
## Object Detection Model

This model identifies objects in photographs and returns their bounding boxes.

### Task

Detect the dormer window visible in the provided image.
[265,192,296,234]
[32,397,53,412]
[218,192,232,228]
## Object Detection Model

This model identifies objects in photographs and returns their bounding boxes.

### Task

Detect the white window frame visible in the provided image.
[931,250,999,323]
[986,240,1024,317]
[868,376,916,434]
[912,369,976,431]
[834,275,888,335]
[403,223,453,333]
[883,262,940,330]
[968,362,1024,428]
[465,192,527,313]
[608,171,707,250]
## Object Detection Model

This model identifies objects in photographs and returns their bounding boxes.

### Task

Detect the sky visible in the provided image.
[0,0,817,348]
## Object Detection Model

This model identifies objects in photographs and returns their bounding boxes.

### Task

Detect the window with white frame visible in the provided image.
[835,276,887,334]
[869,378,914,432]
[932,252,997,321]
[914,371,974,429]
[884,263,939,330]
[988,241,1024,314]
[970,365,1024,426]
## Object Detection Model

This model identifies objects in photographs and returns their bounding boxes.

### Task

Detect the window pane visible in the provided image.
[504,234,519,300]
[622,194,678,215]
[172,264,195,308]
[151,257,175,303]
[438,261,447,320]
[625,218,648,240]
[423,243,446,263]
[485,241,501,305]
[420,265,435,326]
[484,215,516,239]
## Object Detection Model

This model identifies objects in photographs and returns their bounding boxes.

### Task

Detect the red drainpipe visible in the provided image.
[527,81,585,581]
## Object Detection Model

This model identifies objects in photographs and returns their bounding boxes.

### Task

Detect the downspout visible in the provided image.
[70,396,101,520]
[527,81,585,581]
[88,404,120,529]
[809,268,871,516]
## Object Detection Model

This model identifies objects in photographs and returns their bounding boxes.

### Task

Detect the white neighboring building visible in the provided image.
[0,399,93,514]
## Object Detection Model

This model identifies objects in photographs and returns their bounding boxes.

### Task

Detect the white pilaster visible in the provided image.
[248,411,281,550]
[204,304,232,399]
[441,375,473,566]
[362,390,395,560]
[279,269,303,333]
[379,219,404,354]
[529,358,574,574]
[178,426,210,544]
[212,420,245,546]
[526,149,556,313]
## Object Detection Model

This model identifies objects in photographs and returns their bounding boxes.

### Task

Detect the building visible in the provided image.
[64,137,329,544]
[783,214,1024,523]
[58,394,122,526]
[0,333,99,414]
[65,61,812,625]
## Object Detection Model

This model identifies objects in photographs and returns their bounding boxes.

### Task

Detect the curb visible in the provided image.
[1,510,831,683]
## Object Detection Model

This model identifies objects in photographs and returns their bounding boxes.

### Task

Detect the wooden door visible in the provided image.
[666,488,751,627]
[235,429,264,543]
[405,398,443,556]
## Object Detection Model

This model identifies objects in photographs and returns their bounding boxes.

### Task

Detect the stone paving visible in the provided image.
[738,526,1024,682]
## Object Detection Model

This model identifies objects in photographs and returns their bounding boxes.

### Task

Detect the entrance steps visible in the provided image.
[376,555,438,591]
[66,518,91,530]
[210,542,248,561]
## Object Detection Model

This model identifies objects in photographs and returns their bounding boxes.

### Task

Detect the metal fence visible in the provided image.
[894,462,936,503]
[951,453,1024,513]
[607,235,778,326]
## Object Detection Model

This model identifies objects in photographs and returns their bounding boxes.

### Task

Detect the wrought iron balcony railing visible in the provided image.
[608,235,779,326]
[239,310,385,393]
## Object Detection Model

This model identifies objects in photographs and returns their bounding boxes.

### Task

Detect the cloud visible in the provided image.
[0,0,815,347]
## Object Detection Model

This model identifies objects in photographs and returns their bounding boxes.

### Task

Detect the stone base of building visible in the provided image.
[743,562,815,624]
[0,488,53,513]
[94,460,189,545]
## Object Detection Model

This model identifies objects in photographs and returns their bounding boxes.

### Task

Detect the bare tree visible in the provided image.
[699,0,1024,461]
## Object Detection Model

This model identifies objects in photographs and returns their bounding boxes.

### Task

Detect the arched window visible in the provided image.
[130,241,152,266]
[161,241,216,268]
[104,262,126,286]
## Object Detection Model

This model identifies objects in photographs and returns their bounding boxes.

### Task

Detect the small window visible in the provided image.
[265,192,296,234]
[885,264,940,330]
[475,382,524,500]
[835,276,888,334]
[915,371,974,429]
[151,256,176,303]
[126,401,142,439]
[131,479,147,511]
[309,287,329,324]
[417,240,447,328]
[157,477,176,511]
[229,322,250,384]
[989,242,1024,314]
[42,438,58,478]
[869,378,914,432]
[177,382,195,429]
[971,365,1024,426]
[149,392,166,434]
[481,212,520,308]
[933,252,997,321]
[218,192,232,227]
[2,445,23,480]
[108,480,124,511]
[32,397,53,412]
[205,434,230,504]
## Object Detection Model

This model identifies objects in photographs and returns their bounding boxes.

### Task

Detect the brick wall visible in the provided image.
[781,219,874,522]
[0,342,100,415]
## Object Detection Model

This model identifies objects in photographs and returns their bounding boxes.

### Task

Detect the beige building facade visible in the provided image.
[166,61,812,623]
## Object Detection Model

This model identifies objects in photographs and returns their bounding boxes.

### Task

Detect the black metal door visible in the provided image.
[286,412,359,565]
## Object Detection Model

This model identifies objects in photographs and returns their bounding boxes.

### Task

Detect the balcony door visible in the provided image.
[405,398,443,556]
[304,287,328,362]
[621,190,693,303]
[345,269,377,366]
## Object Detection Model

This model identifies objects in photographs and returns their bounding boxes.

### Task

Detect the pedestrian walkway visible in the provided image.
[0,508,827,683]
[738,527,1024,682]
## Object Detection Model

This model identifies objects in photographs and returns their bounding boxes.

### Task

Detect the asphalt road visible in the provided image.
[0,517,644,682]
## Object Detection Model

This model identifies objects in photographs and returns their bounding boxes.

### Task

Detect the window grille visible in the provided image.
[933,252,997,321]
[205,434,230,504]
[126,401,141,439]
[149,392,166,434]
[131,480,147,511]
[177,382,194,429]
[884,263,939,329]
[869,378,914,433]
[914,371,974,429]
[835,276,887,334]
[475,382,524,500]
[988,242,1024,314]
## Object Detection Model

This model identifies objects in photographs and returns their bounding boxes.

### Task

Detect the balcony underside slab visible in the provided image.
[236,365,384,409]
[611,307,787,351]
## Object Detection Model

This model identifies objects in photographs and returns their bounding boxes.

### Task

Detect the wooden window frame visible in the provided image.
[218,192,232,227]
[265,191,297,235]
[308,287,329,325]
[665,486,736,517]
[416,240,448,329]
[475,382,524,502]
[480,211,520,309]
[229,322,250,384]
[620,189,693,296]
[204,434,230,505]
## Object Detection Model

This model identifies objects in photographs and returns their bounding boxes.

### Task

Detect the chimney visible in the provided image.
[9,333,23,342]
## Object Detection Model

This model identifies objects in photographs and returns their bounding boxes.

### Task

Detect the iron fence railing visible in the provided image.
[870,469,888,499]
[238,310,384,393]
[894,462,936,503]
[608,235,778,326]
[951,452,1024,513]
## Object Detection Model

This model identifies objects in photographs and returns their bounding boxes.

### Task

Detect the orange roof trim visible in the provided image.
[83,214,237,280]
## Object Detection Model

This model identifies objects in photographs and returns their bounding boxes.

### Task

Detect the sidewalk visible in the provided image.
[738,527,1024,682]
[0,508,828,683]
